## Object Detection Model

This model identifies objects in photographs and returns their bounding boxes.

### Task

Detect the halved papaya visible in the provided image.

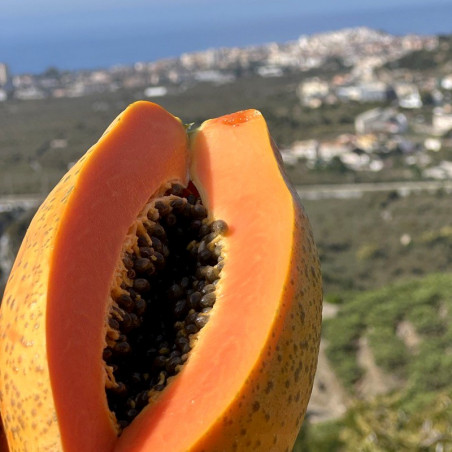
[0,101,322,452]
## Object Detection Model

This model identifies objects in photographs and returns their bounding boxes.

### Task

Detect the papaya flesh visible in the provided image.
[0,101,322,452]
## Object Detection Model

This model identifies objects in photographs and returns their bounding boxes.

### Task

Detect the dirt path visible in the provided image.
[307,303,350,423]
[355,336,401,398]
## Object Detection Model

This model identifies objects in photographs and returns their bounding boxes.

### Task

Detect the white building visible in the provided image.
[433,106,452,135]
[355,108,408,134]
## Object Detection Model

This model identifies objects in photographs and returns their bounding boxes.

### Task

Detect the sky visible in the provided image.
[2,0,452,74]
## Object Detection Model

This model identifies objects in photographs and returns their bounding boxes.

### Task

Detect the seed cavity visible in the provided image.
[103,183,227,432]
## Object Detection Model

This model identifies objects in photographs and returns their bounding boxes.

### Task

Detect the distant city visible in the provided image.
[0,27,438,102]
[1,27,452,182]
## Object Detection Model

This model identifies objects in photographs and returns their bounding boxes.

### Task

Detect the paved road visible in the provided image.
[0,180,451,210]
[296,180,452,200]
[0,194,43,212]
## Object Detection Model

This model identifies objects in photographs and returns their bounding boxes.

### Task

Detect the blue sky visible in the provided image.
[2,0,452,73]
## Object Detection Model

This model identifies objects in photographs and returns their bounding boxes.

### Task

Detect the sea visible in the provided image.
[2,1,452,75]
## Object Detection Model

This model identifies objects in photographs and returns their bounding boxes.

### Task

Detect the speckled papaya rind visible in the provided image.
[0,101,188,452]
[0,104,321,452]
[0,148,93,452]
[190,199,322,452]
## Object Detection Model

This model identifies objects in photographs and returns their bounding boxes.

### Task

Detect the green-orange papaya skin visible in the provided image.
[0,102,322,452]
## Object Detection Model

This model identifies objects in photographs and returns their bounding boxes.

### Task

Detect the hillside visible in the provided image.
[296,273,452,451]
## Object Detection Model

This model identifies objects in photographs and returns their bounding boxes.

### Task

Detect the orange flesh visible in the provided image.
[0,102,322,452]
[48,103,189,451]
[116,110,294,451]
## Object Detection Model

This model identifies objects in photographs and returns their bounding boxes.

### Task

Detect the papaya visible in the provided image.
[0,101,322,452]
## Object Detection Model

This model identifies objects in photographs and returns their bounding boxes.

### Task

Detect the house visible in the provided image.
[394,83,422,109]
[355,108,408,134]
[432,106,452,135]
[336,81,390,103]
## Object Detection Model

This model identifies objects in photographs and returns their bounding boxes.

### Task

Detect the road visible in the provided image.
[0,180,451,211]
[296,180,452,200]
[0,194,43,212]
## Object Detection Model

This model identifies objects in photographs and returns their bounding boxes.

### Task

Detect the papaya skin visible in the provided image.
[0,102,189,451]
[0,102,322,452]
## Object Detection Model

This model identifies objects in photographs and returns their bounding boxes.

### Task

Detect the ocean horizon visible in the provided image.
[2,1,452,75]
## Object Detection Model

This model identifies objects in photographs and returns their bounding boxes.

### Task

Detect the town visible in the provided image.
[1,27,452,183]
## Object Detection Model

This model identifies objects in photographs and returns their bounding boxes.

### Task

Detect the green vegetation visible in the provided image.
[384,34,452,74]
[293,273,452,451]
[304,190,452,294]
[324,273,452,400]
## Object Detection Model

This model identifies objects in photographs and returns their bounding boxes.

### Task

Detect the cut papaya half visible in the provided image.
[0,101,322,452]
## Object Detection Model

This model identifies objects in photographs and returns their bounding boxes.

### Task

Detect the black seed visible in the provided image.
[154,201,171,217]
[154,223,167,239]
[118,420,129,429]
[175,337,190,354]
[204,232,218,244]
[137,236,149,247]
[134,258,152,273]
[109,318,120,330]
[193,204,207,219]
[170,184,184,196]
[161,244,170,258]
[175,328,188,338]
[158,345,170,355]
[198,248,213,264]
[168,284,183,300]
[166,356,182,374]
[212,220,228,234]
[150,236,163,253]
[127,269,136,279]
[153,252,165,268]
[202,284,216,294]
[115,341,131,355]
[200,292,216,308]
[139,246,154,258]
[165,213,177,227]
[126,409,138,419]
[117,294,134,312]
[103,348,113,361]
[199,223,211,237]
[194,314,209,329]
[129,313,140,328]
[170,198,185,211]
[128,289,138,300]
[135,298,146,316]
[188,291,202,309]
[185,323,198,335]
[135,391,149,409]
[130,373,142,385]
[205,266,219,282]
[123,254,134,269]
[185,311,197,325]
[153,355,167,368]
[134,278,150,293]
[180,277,190,289]
[111,382,128,396]
[190,219,202,232]
[213,245,223,258]
[187,194,197,205]
[154,384,165,391]
[173,299,188,318]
